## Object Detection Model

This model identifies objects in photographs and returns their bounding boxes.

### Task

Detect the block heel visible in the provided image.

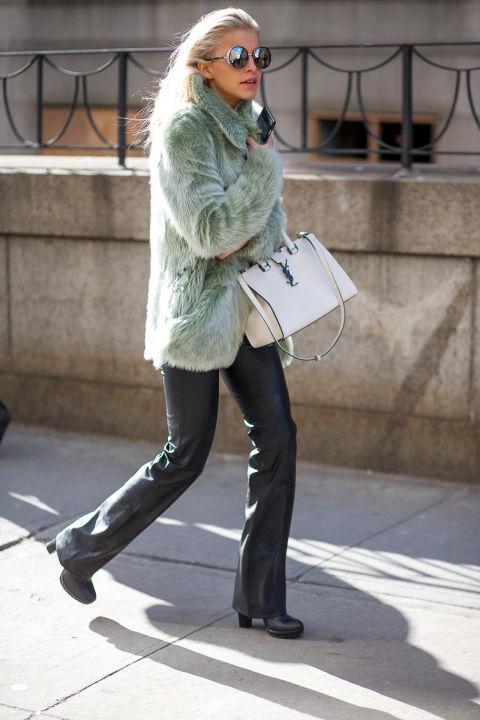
[238,613,252,628]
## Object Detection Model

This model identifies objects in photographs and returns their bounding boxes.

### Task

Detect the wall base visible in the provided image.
[2,374,478,483]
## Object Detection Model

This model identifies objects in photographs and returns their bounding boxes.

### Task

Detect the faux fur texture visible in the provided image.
[144,72,293,372]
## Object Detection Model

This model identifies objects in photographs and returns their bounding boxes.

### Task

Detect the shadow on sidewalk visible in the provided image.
[89,595,478,720]
[90,616,401,720]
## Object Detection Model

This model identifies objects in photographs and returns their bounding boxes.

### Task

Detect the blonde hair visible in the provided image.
[147,8,259,145]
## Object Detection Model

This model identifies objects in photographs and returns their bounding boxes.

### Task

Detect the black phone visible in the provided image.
[256,106,276,144]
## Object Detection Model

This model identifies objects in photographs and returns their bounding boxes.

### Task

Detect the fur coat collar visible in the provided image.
[144,73,292,371]
[188,72,260,149]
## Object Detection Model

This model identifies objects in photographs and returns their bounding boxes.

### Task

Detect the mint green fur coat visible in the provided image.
[144,73,292,372]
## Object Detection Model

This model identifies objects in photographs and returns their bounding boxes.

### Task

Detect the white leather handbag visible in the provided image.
[238,231,358,361]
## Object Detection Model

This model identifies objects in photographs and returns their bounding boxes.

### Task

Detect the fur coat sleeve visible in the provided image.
[157,110,284,260]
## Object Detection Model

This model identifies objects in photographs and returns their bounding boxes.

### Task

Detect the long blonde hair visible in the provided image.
[147,8,259,145]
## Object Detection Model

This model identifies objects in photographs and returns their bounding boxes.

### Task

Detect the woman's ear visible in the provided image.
[197,60,213,80]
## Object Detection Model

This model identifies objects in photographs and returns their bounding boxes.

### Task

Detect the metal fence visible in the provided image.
[0,42,479,167]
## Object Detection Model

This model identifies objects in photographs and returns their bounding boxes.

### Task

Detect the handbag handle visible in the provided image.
[240,232,346,362]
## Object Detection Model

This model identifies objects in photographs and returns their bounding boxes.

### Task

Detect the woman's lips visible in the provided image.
[241,78,257,85]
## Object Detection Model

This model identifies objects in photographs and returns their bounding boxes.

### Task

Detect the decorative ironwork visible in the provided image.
[0,43,479,167]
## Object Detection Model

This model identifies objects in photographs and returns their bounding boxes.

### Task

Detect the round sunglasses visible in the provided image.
[205,46,271,70]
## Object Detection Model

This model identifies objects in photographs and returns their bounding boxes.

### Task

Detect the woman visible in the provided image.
[46,7,303,640]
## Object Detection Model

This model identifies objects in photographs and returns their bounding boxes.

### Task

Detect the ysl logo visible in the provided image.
[280,259,298,287]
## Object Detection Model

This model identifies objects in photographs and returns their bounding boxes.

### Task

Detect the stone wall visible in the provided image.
[0,156,479,482]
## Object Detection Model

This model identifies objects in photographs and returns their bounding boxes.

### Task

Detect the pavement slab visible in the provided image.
[0,424,479,720]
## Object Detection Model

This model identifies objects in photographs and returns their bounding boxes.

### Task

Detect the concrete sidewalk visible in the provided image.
[0,424,479,720]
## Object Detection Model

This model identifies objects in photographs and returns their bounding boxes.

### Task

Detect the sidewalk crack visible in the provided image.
[121,550,236,574]
[291,487,464,584]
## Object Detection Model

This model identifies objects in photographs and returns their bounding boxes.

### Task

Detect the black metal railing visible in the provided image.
[0,43,479,167]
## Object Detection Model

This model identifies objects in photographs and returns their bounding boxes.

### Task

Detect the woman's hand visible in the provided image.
[216,237,250,260]
[246,135,274,151]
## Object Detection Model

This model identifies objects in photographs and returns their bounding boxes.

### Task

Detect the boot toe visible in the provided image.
[263,614,304,639]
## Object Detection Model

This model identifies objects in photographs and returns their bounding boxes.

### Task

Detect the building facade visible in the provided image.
[0,0,479,167]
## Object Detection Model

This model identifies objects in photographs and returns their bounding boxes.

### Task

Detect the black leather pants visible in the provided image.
[55,339,297,619]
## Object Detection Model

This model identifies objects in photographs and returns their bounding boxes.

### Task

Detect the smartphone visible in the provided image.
[256,106,276,144]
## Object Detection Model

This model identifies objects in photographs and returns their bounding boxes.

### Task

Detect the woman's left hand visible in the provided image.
[247,135,274,151]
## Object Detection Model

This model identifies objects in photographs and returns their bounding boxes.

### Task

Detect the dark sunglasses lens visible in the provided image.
[254,47,271,68]
[228,46,248,68]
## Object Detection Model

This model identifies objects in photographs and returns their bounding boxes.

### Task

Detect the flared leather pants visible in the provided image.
[55,338,297,619]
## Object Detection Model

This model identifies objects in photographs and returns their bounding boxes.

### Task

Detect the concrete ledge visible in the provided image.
[1,157,479,256]
[283,170,480,258]
[0,165,150,241]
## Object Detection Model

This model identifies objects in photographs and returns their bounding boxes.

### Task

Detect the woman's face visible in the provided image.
[198,27,262,108]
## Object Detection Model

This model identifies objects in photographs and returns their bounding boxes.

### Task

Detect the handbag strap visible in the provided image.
[239,232,346,362]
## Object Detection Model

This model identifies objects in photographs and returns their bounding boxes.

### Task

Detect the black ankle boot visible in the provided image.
[238,612,304,638]
[263,614,304,639]
[60,569,96,604]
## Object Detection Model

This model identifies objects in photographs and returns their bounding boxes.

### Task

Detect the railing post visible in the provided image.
[301,48,308,150]
[36,54,43,148]
[117,51,128,167]
[401,44,413,169]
